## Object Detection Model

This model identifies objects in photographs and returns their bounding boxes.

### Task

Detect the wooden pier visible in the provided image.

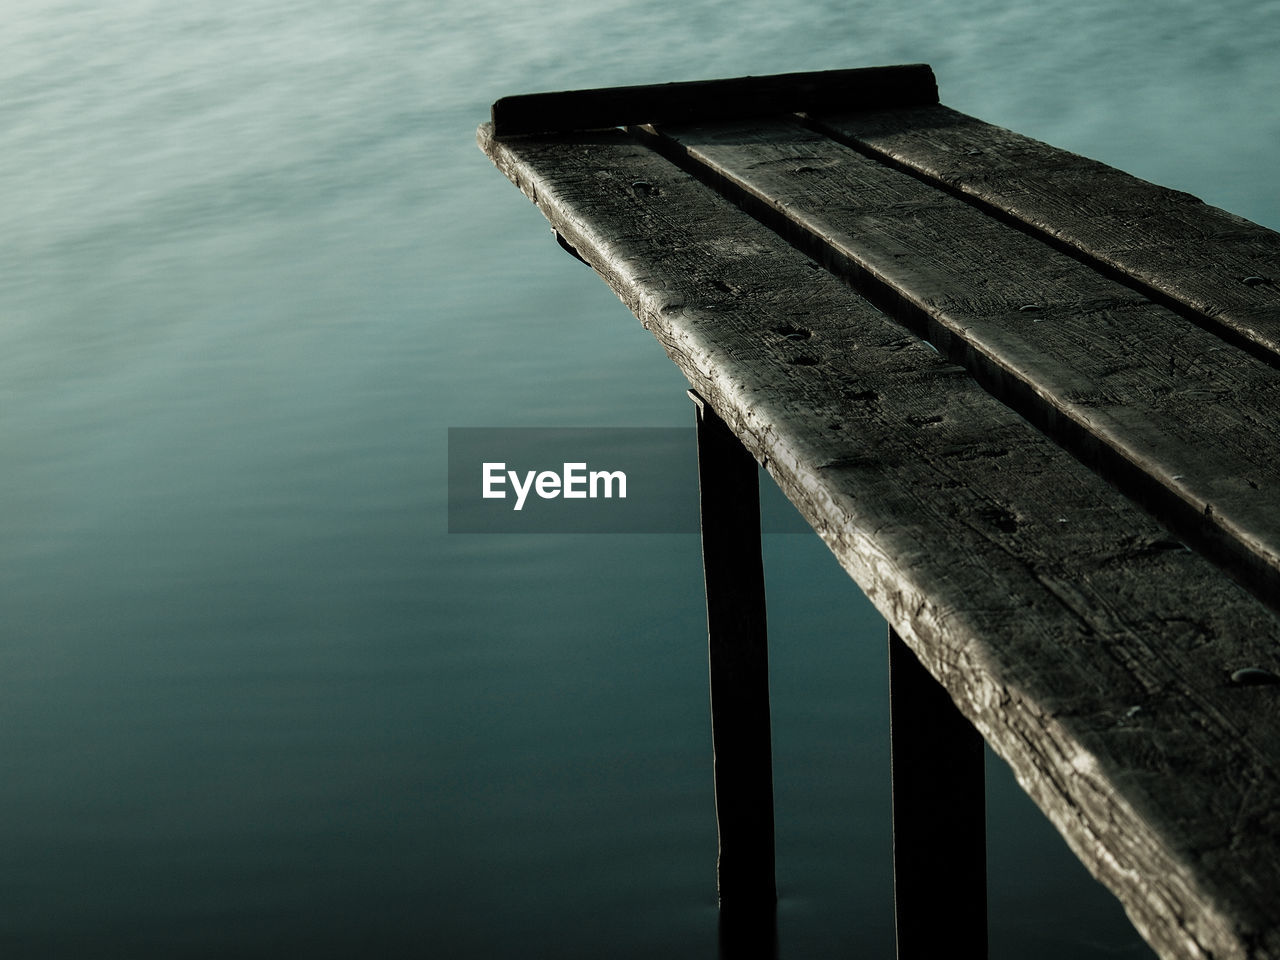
[479,65,1280,960]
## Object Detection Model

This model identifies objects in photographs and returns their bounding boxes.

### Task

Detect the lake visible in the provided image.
[2,0,1276,956]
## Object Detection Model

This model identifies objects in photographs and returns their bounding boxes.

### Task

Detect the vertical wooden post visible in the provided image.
[690,390,777,912]
[717,906,778,960]
[888,626,987,958]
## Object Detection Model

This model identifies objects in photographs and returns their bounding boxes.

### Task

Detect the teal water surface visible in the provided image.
[3,1,1277,956]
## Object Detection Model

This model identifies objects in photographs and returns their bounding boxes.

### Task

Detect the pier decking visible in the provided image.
[479,65,1280,960]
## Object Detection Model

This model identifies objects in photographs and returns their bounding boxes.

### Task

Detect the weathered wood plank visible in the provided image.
[643,116,1280,609]
[808,104,1280,362]
[692,390,777,911]
[478,121,1280,960]
[490,64,937,136]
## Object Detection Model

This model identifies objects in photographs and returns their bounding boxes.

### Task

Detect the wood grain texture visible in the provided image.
[490,64,937,136]
[478,121,1280,960]
[643,116,1280,610]
[808,104,1280,362]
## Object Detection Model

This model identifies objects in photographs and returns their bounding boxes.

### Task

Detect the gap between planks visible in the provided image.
[806,104,1280,367]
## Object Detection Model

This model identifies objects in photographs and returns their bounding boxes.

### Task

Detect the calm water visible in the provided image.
[3,1,1277,956]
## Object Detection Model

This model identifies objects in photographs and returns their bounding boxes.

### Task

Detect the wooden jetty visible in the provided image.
[479,65,1280,960]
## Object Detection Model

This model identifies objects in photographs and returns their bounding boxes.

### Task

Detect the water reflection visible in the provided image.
[718,904,779,960]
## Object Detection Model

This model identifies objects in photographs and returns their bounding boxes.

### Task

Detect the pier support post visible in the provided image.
[690,390,777,913]
[888,626,987,958]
